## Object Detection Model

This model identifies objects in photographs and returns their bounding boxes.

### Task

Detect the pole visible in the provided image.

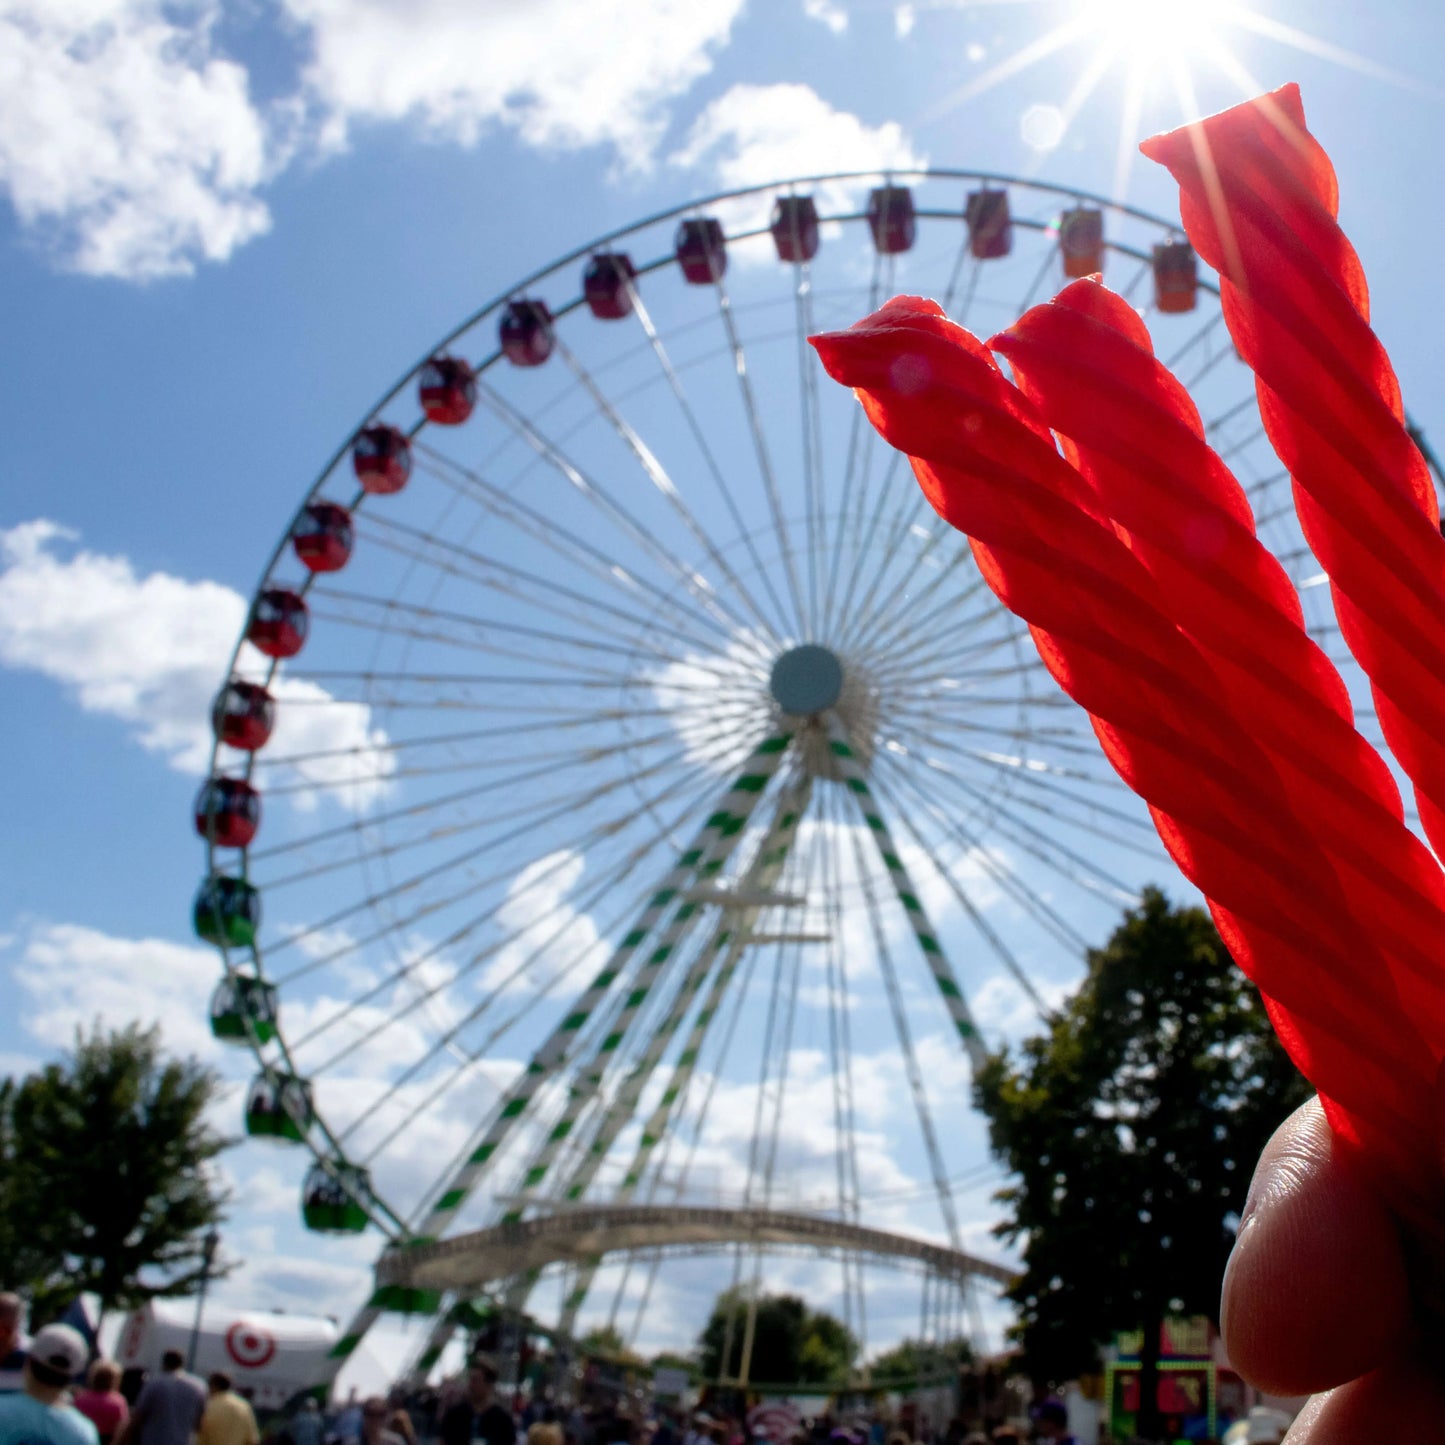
[187,1229,221,1373]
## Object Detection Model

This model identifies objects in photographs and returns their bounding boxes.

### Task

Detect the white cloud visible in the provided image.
[0,0,275,278]
[802,0,848,35]
[670,83,926,241]
[0,520,393,810]
[285,0,745,167]
[0,0,746,278]
[6,921,223,1058]
[894,4,916,39]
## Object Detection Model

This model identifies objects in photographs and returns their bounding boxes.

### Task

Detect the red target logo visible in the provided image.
[119,1313,146,1364]
[225,1321,276,1370]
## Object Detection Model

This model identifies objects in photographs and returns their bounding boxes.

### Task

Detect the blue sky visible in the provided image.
[2,0,1443,1389]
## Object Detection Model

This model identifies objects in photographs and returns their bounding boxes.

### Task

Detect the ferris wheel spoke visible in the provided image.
[891,745,1149,897]
[254,725,684,798]
[909,732,1159,835]
[615,275,797,636]
[871,752,1091,965]
[864,624,1034,700]
[358,507,736,664]
[1179,343,1239,393]
[307,585,724,673]
[795,261,827,633]
[845,540,982,664]
[831,468,937,654]
[835,510,962,662]
[1162,309,1230,371]
[264,742,728,979]
[254,716,757,887]
[473,378,768,647]
[818,247,887,641]
[707,279,808,638]
[1015,242,1060,318]
[831,447,911,643]
[248,738,674,868]
[549,336,787,645]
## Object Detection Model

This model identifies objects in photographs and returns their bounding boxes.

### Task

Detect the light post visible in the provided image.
[187,1228,221,1373]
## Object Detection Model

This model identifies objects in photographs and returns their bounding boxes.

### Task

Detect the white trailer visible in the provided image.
[115,1300,339,1411]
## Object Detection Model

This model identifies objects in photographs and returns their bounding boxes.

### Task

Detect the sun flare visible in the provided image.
[1078,0,1235,67]
[925,0,1418,202]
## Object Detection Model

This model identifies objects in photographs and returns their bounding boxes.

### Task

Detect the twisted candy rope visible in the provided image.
[1143,84,1445,864]
[811,284,1444,1236]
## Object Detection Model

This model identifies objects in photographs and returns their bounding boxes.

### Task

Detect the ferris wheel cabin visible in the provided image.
[500,299,555,367]
[212,680,274,752]
[582,253,638,319]
[301,1162,373,1234]
[1152,240,1199,313]
[418,356,476,425]
[771,196,820,262]
[292,501,354,573]
[675,218,727,284]
[244,1071,314,1143]
[867,185,916,254]
[194,775,260,849]
[246,587,309,659]
[352,424,412,495]
[1059,206,1105,277]
[965,188,1012,259]
[193,874,261,949]
[208,973,278,1044]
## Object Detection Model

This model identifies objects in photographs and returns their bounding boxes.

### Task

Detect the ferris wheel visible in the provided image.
[193,167,1411,1387]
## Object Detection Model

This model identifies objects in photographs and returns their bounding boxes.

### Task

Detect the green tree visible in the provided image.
[699,1288,856,1386]
[867,1336,972,1388]
[2,1023,233,1320]
[975,888,1310,1441]
[579,1324,642,1363]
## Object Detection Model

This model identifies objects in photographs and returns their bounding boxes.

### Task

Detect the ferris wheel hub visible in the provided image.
[768,644,844,715]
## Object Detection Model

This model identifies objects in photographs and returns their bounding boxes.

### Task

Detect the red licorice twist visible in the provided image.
[1143,83,1445,863]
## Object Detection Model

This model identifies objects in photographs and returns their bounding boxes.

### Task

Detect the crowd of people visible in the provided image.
[3,1295,1301,1445]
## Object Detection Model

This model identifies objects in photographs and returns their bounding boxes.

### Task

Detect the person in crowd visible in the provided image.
[73,1360,130,1445]
[0,1294,30,1396]
[1026,1400,1074,1445]
[119,1349,206,1445]
[527,1424,562,1445]
[285,1399,325,1445]
[0,1322,99,1445]
[438,1354,513,1445]
[384,1407,416,1445]
[346,1398,405,1445]
[333,1391,363,1445]
[198,1373,258,1445]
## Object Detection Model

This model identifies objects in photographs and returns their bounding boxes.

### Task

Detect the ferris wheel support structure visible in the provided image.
[326,730,793,1376]
[403,769,815,1379]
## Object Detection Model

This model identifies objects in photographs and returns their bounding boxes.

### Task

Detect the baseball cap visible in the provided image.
[29,1324,88,1382]
[1030,1398,1067,1427]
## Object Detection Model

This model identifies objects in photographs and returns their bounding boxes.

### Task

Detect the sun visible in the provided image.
[922,0,1420,202]
[1078,0,1235,67]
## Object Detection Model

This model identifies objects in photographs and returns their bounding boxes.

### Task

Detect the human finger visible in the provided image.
[1221,1095,1413,1396]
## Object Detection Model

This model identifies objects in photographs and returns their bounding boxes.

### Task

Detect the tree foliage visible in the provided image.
[975,888,1310,1423]
[867,1336,972,1387]
[698,1288,856,1386]
[0,1023,233,1318]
